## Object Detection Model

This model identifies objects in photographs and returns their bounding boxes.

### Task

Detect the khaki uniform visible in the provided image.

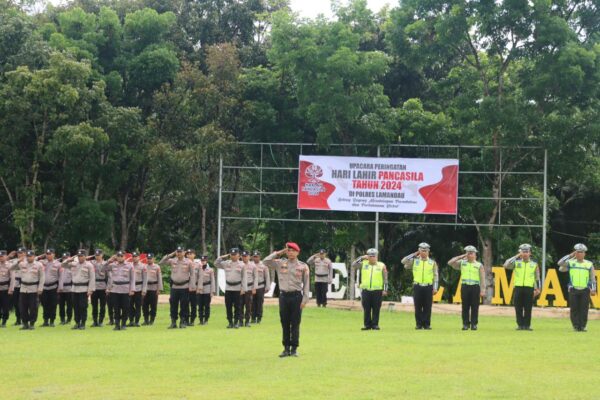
[307,255,332,306]
[62,260,95,327]
[41,259,61,324]
[142,263,163,324]
[197,264,215,323]
[252,261,270,323]
[215,258,247,325]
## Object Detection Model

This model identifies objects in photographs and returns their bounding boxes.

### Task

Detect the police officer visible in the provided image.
[215,248,247,329]
[8,250,44,330]
[39,249,61,327]
[252,250,270,324]
[62,250,95,330]
[128,252,147,327]
[448,246,486,330]
[142,253,163,326]
[196,255,215,325]
[104,251,135,331]
[264,242,310,358]
[0,250,12,327]
[241,250,258,327]
[89,249,109,327]
[58,252,73,325]
[402,243,439,330]
[8,247,26,325]
[186,249,200,326]
[503,243,541,331]
[352,248,388,330]
[160,247,195,329]
[558,243,597,332]
[307,249,333,308]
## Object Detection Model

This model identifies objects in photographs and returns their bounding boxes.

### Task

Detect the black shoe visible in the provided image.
[128,322,134,327]
[471,324,478,331]
[91,322,98,328]
[279,348,290,358]
[462,325,469,331]
[234,322,240,329]
[97,322,103,327]
[227,322,233,329]
[415,326,423,330]
[179,322,186,329]
[28,323,35,330]
[134,322,140,327]
[108,320,114,326]
[120,324,127,331]
[516,326,523,330]
[289,347,298,357]
[60,320,66,325]
[19,322,29,330]
[423,326,432,330]
[580,327,587,332]
[0,321,6,328]
[42,320,49,327]
[245,321,251,327]
[14,320,21,326]
[71,323,79,330]
[78,324,86,330]
[257,318,261,324]
[168,320,177,329]
[142,320,149,326]
[49,321,55,327]
[361,326,371,331]
[524,326,533,331]
[150,319,155,325]
[113,325,121,331]
[372,325,380,330]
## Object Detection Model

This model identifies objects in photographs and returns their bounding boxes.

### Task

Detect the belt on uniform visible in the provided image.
[0,280,10,285]
[73,282,89,287]
[316,273,329,277]
[113,281,130,285]
[15,277,21,282]
[171,279,189,286]
[203,282,212,287]
[135,281,143,285]
[280,290,301,295]
[95,278,107,282]
[21,281,39,286]
[258,281,266,286]
[62,282,72,286]
[147,281,158,284]
[44,282,58,288]
[226,280,241,286]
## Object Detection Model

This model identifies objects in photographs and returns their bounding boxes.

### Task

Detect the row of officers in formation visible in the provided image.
[0,241,597,356]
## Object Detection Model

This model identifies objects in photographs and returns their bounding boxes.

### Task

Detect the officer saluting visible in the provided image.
[402,243,439,330]
[160,247,195,329]
[448,246,486,330]
[352,248,388,331]
[307,249,333,308]
[0,250,11,327]
[264,242,310,358]
[58,252,74,325]
[39,248,61,327]
[186,249,200,326]
[8,247,26,325]
[503,244,540,331]
[128,252,147,327]
[240,250,257,327]
[103,251,135,331]
[142,253,163,326]
[251,250,270,324]
[61,250,95,330]
[89,249,108,327]
[196,255,215,325]
[215,248,247,329]
[558,243,597,332]
[8,250,44,330]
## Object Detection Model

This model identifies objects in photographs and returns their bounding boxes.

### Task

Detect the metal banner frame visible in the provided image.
[217,143,548,282]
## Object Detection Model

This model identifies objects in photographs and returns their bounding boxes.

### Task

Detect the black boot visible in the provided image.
[179,321,186,329]
[60,319,66,325]
[462,325,469,331]
[149,317,155,326]
[1,319,6,328]
[134,319,140,327]
[227,321,233,329]
[142,318,149,326]
[289,347,298,357]
[113,320,121,331]
[42,319,49,327]
[108,319,114,326]
[20,322,29,330]
[79,322,86,330]
[168,319,177,329]
[91,319,98,327]
[279,347,290,358]
[14,319,21,326]
[245,320,251,327]
[71,322,79,330]
[471,324,478,331]
[49,319,55,327]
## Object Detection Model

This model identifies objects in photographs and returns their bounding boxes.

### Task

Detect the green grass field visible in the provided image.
[0,304,598,399]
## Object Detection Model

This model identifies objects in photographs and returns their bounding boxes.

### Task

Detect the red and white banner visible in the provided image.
[297,156,459,214]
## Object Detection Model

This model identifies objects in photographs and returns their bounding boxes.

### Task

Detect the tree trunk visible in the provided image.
[201,205,207,254]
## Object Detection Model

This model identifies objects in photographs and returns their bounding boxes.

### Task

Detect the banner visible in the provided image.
[297,155,459,214]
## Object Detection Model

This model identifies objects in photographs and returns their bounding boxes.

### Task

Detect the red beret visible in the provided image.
[286,242,300,252]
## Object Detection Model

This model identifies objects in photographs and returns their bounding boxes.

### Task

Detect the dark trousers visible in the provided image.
[111,293,130,326]
[315,282,329,306]
[59,292,73,322]
[188,292,198,323]
[225,290,241,323]
[169,288,189,322]
[361,289,383,328]
[73,292,88,325]
[41,288,58,322]
[91,290,107,323]
[279,291,302,348]
[513,286,534,327]
[19,292,38,324]
[461,284,480,326]
[252,288,265,321]
[413,285,433,328]
[198,293,211,321]
[11,287,21,321]
[129,291,142,323]
[1,290,11,322]
[107,293,115,322]
[143,290,158,321]
[569,288,590,329]
[241,291,253,322]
